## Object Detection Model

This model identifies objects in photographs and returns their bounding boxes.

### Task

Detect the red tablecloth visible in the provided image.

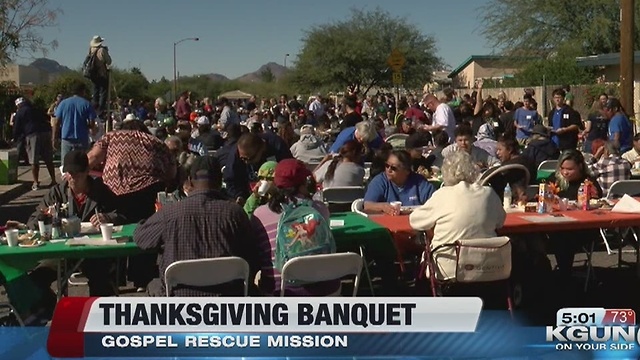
[369,209,640,246]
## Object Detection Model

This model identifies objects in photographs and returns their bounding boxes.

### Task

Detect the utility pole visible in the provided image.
[620,0,634,120]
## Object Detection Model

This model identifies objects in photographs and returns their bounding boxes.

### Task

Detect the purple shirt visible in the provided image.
[250,200,340,296]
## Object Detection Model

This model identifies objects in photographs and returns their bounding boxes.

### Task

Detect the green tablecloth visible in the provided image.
[329,212,396,255]
[537,169,554,182]
[0,224,142,314]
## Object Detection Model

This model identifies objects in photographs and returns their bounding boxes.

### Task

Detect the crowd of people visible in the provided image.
[3,74,639,323]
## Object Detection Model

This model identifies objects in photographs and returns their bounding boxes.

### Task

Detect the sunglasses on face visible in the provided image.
[385,163,401,172]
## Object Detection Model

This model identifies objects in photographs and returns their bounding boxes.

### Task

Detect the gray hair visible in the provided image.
[155,97,166,108]
[165,135,182,149]
[441,151,480,186]
[354,121,376,143]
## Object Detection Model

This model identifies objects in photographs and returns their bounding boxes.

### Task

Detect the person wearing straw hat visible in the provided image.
[87,36,112,112]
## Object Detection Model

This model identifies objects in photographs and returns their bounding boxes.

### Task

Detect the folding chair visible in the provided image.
[422,234,514,313]
[280,253,363,296]
[603,180,640,269]
[479,164,530,187]
[322,186,365,212]
[0,303,25,327]
[385,134,409,149]
[164,257,250,296]
[537,160,558,171]
[525,185,539,201]
[305,162,322,173]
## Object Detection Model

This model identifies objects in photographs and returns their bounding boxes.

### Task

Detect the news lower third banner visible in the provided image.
[1,297,627,359]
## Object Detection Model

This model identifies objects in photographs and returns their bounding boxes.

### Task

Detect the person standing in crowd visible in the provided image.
[219,97,240,129]
[53,81,97,168]
[12,98,57,190]
[87,36,112,112]
[175,91,191,122]
[582,94,609,153]
[223,132,293,201]
[603,98,633,154]
[134,156,257,296]
[309,94,324,119]
[513,94,541,146]
[340,95,363,130]
[195,116,223,152]
[422,94,456,141]
[87,119,176,292]
[547,88,582,151]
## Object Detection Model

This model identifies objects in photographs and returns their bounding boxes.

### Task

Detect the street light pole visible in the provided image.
[284,53,290,68]
[173,37,199,100]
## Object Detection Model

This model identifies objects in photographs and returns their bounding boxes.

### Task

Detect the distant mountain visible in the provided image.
[29,58,72,74]
[234,62,288,83]
[203,73,230,82]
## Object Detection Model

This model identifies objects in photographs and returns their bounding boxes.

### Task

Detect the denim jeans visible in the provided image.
[92,77,109,112]
[61,139,88,167]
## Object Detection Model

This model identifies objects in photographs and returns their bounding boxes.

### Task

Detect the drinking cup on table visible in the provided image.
[390,201,402,215]
[4,229,19,247]
[38,221,52,240]
[100,223,114,240]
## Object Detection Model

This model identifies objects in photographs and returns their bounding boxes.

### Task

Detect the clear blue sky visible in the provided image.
[30,0,493,81]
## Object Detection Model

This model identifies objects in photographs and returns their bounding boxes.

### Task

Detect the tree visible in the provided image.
[260,67,275,83]
[479,0,640,57]
[0,0,61,64]
[291,7,441,95]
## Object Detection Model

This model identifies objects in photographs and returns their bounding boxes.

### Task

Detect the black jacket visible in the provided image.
[546,105,582,151]
[13,103,50,139]
[522,138,560,170]
[27,177,127,229]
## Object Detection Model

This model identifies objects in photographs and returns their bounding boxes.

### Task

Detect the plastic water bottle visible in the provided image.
[503,184,512,210]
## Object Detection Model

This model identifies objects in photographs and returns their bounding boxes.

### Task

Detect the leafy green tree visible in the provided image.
[32,72,90,109]
[110,68,150,101]
[291,7,441,95]
[479,0,640,56]
[0,0,61,64]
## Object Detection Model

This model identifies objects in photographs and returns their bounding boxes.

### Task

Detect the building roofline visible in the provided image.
[575,51,640,67]
[448,55,515,78]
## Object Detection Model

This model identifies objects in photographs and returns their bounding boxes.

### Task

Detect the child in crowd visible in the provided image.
[243,161,277,216]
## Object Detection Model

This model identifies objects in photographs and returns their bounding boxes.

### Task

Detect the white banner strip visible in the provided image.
[82,297,482,333]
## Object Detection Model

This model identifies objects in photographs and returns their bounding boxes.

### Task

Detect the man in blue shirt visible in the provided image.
[363,150,434,214]
[513,94,540,145]
[546,88,582,151]
[604,98,633,153]
[53,82,96,167]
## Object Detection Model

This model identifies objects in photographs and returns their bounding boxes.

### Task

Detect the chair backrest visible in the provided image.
[164,257,250,297]
[322,186,366,204]
[280,253,363,296]
[385,134,409,149]
[606,180,640,199]
[537,160,558,171]
[305,162,321,173]
[525,185,539,201]
[351,198,367,217]
[478,164,530,187]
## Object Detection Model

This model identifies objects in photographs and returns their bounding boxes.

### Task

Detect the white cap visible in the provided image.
[196,116,209,125]
[14,97,25,106]
[123,114,137,122]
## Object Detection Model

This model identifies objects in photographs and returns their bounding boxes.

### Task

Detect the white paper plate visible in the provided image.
[19,241,45,248]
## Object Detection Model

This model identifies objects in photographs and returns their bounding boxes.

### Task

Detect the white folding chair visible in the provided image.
[280,253,363,297]
[164,257,250,297]
[323,186,366,212]
[385,134,409,149]
[350,198,367,217]
[604,180,640,268]
[478,164,530,187]
[537,160,558,171]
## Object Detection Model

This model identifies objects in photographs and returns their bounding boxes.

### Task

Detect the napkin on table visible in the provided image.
[611,194,640,213]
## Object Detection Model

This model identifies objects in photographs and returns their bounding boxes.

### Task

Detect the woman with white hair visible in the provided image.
[410,151,506,278]
[329,120,382,154]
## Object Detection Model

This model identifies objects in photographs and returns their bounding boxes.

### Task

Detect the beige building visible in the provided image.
[448,55,521,89]
[576,51,640,82]
[0,64,50,87]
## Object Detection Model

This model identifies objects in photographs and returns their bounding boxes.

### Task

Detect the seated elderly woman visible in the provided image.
[363,150,435,214]
[409,151,506,279]
[329,120,383,155]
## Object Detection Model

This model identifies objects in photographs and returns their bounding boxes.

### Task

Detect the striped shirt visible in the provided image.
[250,200,340,296]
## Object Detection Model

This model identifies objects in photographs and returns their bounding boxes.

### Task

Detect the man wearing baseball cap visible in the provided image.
[12,97,57,190]
[195,115,223,152]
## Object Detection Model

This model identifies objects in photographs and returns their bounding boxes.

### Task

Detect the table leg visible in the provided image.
[115,258,120,296]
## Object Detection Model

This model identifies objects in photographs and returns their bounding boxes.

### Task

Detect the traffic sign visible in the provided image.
[387,48,406,71]
[392,72,403,85]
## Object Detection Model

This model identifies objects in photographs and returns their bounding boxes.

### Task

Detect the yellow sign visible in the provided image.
[387,48,406,71]
[392,72,403,85]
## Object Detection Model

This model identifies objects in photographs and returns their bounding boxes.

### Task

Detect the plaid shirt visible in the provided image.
[133,189,260,296]
[588,155,631,195]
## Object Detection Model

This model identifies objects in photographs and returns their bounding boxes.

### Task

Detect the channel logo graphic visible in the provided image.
[546,307,637,352]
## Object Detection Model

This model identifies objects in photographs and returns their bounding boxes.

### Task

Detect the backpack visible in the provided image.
[82,49,99,79]
[274,199,336,272]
